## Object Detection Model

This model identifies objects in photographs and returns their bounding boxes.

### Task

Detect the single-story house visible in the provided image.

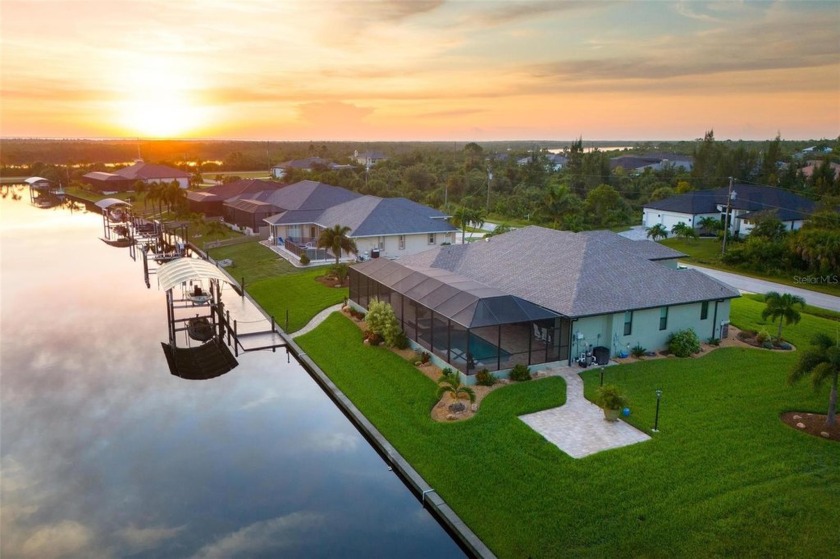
[800,160,840,180]
[611,153,694,173]
[265,194,457,261]
[642,183,816,236]
[349,226,739,382]
[354,150,387,167]
[83,160,191,192]
[187,179,283,217]
[517,153,567,171]
[225,199,280,235]
[225,180,360,237]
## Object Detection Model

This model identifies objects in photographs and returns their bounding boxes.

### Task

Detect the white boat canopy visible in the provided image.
[157,258,235,292]
[25,176,51,185]
[95,198,132,209]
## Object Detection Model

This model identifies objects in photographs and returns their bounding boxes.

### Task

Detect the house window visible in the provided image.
[398,235,405,250]
[428,233,436,245]
[659,307,669,331]
[623,311,633,336]
[701,301,709,320]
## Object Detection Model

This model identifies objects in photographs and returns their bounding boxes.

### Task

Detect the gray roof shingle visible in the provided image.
[397,226,738,317]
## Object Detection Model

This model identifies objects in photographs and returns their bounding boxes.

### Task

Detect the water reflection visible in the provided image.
[1,197,464,558]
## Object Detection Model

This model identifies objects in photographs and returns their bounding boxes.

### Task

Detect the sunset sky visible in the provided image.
[2,0,838,141]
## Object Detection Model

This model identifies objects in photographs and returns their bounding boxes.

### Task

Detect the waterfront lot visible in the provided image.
[291,294,838,558]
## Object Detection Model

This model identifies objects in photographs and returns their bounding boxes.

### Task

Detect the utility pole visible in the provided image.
[721,176,733,255]
[486,168,492,212]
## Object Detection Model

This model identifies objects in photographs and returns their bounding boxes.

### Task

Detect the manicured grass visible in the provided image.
[208,241,297,284]
[730,296,838,348]
[295,308,839,558]
[248,268,347,332]
[739,292,840,324]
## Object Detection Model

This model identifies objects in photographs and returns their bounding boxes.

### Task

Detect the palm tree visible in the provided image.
[646,223,668,241]
[789,332,840,428]
[697,216,722,237]
[133,180,148,213]
[317,224,357,265]
[671,222,697,240]
[436,373,476,404]
[761,291,805,339]
[451,206,484,244]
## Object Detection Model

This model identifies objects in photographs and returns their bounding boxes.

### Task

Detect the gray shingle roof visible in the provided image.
[236,180,361,210]
[580,230,685,260]
[397,226,738,317]
[644,184,815,222]
[114,161,190,180]
[263,192,457,237]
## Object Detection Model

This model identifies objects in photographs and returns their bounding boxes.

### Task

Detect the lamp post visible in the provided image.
[652,389,663,432]
[600,367,605,386]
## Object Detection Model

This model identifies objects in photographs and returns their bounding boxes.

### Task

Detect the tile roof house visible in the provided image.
[261,181,457,261]
[350,226,738,381]
[83,160,191,192]
[354,150,387,167]
[643,183,816,237]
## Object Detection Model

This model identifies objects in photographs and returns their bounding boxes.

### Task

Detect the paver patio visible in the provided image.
[521,367,651,458]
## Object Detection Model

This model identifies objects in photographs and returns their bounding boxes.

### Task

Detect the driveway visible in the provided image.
[683,264,840,312]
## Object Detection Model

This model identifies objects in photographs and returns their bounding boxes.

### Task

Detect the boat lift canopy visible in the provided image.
[157,258,235,292]
[95,198,132,209]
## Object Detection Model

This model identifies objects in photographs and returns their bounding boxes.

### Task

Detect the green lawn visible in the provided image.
[208,241,297,284]
[248,268,347,332]
[293,305,838,558]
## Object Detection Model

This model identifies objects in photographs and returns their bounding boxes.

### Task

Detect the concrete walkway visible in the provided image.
[520,367,650,459]
[289,304,343,337]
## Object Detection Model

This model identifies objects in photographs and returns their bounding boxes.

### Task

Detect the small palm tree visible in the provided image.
[762,291,805,339]
[317,224,357,265]
[671,222,697,240]
[451,206,485,244]
[789,333,839,428]
[646,223,668,241]
[697,216,722,236]
[437,372,476,403]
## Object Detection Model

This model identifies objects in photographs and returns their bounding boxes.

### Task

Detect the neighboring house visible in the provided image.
[265,194,457,261]
[224,180,361,237]
[270,157,350,179]
[354,150,387,167]
[186,179,282,217]
[516,153,567,171]
[83,160,191,192]
[349,226,738,381]
[643,184,816,236]
[800,160,840,179]
[610,153,694,173]
[225,199,280,235]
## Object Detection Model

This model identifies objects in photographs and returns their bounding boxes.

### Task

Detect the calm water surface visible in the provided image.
[0,194,464,558]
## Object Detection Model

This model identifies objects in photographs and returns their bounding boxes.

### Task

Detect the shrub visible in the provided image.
[440,367,457,380]
[595,384,628,410]
[329,263,349,283]
[475,368,496,387]
[363,330,382,346]
[707,337,721,346]
[299,253,310,265]
[630,343,647,358]
[756,330,770,344]
[420,351,431,364]
[365,299,402,347]
[509,363,532,382]
[667,328,701,357]
[393,331,409,350]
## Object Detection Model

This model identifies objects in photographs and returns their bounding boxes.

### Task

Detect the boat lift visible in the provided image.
[156,258,287,379]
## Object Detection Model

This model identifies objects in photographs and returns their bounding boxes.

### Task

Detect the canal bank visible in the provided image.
[204,255,496,559]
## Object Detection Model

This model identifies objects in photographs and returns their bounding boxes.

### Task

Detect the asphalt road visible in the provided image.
[683,264,840,312]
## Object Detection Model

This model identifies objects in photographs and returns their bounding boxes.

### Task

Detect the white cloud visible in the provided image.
[190,512,325,559]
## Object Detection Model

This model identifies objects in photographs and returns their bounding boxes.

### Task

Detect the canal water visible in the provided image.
[0,193,464,558]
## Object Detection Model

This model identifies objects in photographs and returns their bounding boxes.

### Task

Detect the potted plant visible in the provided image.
[595,384,628,422]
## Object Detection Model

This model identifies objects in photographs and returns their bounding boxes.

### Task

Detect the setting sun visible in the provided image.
[119,95,203,138]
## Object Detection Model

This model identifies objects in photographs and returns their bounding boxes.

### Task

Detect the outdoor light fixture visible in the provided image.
[653,389,663,432]
[600,367,605,386]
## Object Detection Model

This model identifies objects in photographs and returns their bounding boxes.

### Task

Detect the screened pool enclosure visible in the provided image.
[350,260,571,375]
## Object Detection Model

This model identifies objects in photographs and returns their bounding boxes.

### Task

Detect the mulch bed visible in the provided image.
[780,411,840,442]
[315,275,349,288]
